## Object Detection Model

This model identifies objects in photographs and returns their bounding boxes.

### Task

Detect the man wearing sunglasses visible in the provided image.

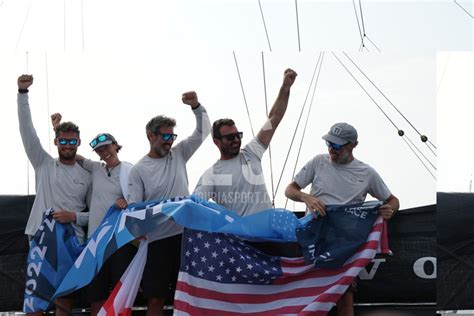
[194,68,297,216]
[17,75,92,316]
[127,91,211,316]
[51,114,135,316]
[285,122,399,316]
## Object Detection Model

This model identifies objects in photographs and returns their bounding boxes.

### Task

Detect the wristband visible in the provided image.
[18,88,29,94]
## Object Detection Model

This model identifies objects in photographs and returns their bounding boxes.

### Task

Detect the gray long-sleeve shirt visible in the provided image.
[128,105,211,240]
[18,93,91,242]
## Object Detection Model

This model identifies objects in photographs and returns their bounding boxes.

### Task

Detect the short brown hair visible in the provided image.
[55,121,80,138]
[146,115,176,135]
[212,118,235,138]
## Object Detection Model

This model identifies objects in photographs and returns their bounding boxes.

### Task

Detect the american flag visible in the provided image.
[174,216,386,315]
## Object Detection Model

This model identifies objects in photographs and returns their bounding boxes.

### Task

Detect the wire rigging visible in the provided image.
[284,52,325,209]
[257,0,272,52]
[64,0,67,51]
[352,0,380,52]
[15,0,33,53]
[273,55,322,202]
[343,52,437,153]
[81,0,85,51]
[295,0,301,52]
[453,0,474,18]
[352,0,365,50]
[233,52,256,138]
[261,52,275,207]
[400,136,436,180]
[332,52,436,178]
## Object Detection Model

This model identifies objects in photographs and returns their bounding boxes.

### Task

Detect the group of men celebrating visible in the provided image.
[17,68,398,316]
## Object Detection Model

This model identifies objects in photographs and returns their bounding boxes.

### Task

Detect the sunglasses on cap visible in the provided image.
[325,140,348,150]
[156,133,177,142]
[217,132,243,142]
[89,134,113,148]
[58,138,78,146]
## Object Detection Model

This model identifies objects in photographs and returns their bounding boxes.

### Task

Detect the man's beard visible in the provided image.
[58,148,77,161]
[154,143,171,157]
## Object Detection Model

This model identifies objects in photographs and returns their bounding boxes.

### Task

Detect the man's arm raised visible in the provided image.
[257,68,297,147]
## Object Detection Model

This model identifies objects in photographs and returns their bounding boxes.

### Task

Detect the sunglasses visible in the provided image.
[156,133,177,142]
[325,140,348,150]
[89,134,111,148]
[58,138,78,146]
[217,132,243,142]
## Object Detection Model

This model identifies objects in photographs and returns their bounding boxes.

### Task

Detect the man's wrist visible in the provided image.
[18,88,29,94]
[191,103,201,110]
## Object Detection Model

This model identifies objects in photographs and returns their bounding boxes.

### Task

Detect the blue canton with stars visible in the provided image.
[181,229,283,284]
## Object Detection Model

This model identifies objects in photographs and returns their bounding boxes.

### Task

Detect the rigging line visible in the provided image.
[64,0,66,51]
[284,52,324,210]
[436,54,451,96]
[257,0,272,52]
[364,35,381,52]
[453,0,474,18]
[295,0,301,52]
[261,52,275,206]
[274,54,322,199]
[352,0,365,49]
[45,52,51,154]
[343,52,435,148]
[400,135,436,180]
[405,133,436,170]
[81,0,85,51]
[233,51,255,138]
[332,52,399,132]
[358,0,366,36]
[15,0,33,53]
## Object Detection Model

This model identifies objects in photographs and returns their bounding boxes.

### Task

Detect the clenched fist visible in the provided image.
[182,91,199,108]
[282,68,297,89]
[18,74,34,90]
[51,113,62,131]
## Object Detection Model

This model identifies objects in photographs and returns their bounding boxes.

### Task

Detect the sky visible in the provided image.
[0,0,473,211]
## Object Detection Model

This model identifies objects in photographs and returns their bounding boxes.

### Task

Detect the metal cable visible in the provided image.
[15,0,33,53]
[284,52,324,209]
[233,51,255,137]
[257,0,272,52]
[400,136,436,180]
[454,0,474,18]
[273,55,321,199]
[343,52,436,153]
[352,0,365,49]
[261,52,275,207]
[332,52,400,131]
[295,0,301,51]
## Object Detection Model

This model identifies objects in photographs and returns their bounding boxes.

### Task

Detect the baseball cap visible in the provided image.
[89,133,117,151]
[322,122,358,145]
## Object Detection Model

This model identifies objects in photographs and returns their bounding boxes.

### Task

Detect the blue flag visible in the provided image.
[23,209,84,313]
[296,201,382,268]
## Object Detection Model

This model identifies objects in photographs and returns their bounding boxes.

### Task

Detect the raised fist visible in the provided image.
[51,113,62,131]
[182,91,199,108]
[282,68,297,88]
[18,74,34,90]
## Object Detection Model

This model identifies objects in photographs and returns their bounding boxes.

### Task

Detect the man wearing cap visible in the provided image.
[285,122,399,316]
[51,114,135,316]
[127,91,211,316]
[194,68,297,216]
[17,75,92,316]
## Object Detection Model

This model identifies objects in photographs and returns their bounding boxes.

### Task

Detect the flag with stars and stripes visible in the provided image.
[174,215,387,315]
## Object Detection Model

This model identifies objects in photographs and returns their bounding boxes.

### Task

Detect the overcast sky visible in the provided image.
[0,0,472,211]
